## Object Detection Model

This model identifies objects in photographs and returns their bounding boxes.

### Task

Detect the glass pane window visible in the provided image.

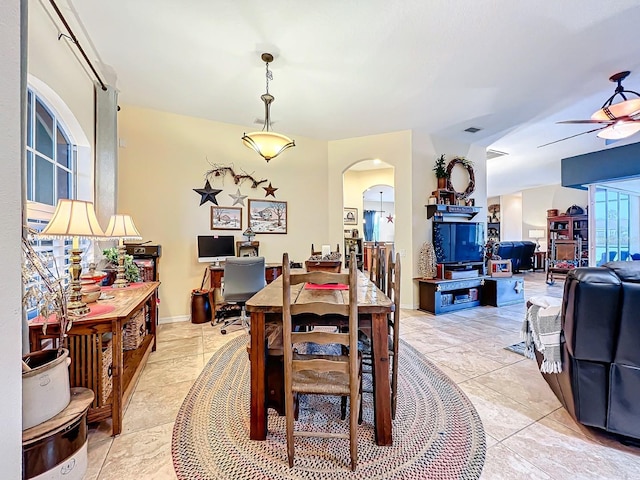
[35,154,54,205]
[56,126,70,168]
[35,99,54,158]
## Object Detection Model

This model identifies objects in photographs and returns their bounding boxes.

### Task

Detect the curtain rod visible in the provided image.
[48,0,108,91]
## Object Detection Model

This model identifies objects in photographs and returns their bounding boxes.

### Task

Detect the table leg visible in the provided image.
[250,311,267,440]
[371,312,392,446]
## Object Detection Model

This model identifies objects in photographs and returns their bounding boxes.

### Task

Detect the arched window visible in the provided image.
[26,88,77,205]
[24,84,92,319]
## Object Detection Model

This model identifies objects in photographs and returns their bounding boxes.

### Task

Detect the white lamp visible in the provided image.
[103,214,142,288]
[39,199,106,317]
[528,229,545,251]
[241,53,295,162]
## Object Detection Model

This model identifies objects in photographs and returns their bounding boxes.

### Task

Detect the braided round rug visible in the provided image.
[172,335,485,479]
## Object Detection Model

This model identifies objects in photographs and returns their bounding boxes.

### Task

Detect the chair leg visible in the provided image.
[391,352,398,420]
[285,391,295,468]
[341,396,347,420]
[349,388,358,471]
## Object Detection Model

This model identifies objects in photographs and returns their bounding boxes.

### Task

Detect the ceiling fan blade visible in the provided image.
[537,126,607,148]
[557,119,612,124]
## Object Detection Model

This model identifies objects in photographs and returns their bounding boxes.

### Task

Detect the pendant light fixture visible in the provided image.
[242,53,295,162]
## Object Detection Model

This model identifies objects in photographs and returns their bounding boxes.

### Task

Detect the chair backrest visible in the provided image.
[387,252,401,313]
[223,256,266,303]
[282,252,358,380]
[369,245,379,285]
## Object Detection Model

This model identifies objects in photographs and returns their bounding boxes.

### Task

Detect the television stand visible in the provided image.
[416,276,484,315]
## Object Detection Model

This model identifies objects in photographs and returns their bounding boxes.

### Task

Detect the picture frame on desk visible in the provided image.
[210,206,242,230]
[248,199,287,234]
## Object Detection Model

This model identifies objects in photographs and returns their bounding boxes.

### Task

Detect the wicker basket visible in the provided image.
[547,209,559,217]
[123,309,146,350]
[101,340,113,404]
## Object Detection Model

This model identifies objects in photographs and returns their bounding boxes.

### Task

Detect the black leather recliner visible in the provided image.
[495,240,536,272]
[537,261,640,440]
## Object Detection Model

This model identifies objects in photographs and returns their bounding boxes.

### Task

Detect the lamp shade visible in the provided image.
[528,229,545,239]
[103,214,142,240]
[597,121,640,140]
[242,131,295,162]
[591,98,640,122]
[39,199,105,239]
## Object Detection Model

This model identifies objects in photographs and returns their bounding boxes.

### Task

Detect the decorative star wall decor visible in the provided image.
[193,180,222,205]
[263,182,278,198]
[386,214,394,223]
[229,188,248,206]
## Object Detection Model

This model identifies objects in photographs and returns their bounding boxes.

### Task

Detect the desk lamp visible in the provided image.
[39,199,106,317]
[103,214,142,288]
[529,229,545,251]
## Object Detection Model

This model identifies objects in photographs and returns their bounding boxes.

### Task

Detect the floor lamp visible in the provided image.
[39,199,106,317]
[103,214,142,288]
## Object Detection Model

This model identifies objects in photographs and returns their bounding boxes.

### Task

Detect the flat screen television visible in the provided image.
[433,222,485,264]
[197,235,236,264]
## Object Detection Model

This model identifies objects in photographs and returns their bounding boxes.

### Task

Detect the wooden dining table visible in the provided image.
[246,269,394,446]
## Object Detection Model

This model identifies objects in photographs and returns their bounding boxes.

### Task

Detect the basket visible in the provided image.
[123,309,146,350]
[547,209,559,217]
[101,340,113,404]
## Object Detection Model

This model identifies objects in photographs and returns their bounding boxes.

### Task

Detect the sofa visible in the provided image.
[537,261,640,440]
[494,241,536,272]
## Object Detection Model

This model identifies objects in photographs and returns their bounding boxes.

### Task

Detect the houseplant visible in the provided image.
[102,246,140,283]
[433,154,448,189]
[21,228,73,430]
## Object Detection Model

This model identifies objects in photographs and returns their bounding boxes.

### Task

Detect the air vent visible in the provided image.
[486,149,509,160]
[464,127,482,133]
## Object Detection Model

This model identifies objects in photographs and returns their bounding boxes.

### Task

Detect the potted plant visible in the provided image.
[101,247,141,284]
[21,228,73,430]
[433,154,448,189]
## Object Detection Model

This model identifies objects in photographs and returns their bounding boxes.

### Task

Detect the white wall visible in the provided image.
[0,0,24,474]
[501,194,523,240]
[117,105,329,321]
[521,184,588,250]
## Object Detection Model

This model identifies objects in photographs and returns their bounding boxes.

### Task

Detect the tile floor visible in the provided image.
[85,272,640,479]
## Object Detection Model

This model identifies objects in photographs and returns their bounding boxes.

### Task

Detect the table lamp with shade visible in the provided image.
[103,214,143,288]
[38,199,106,317]
[528,229,545,251]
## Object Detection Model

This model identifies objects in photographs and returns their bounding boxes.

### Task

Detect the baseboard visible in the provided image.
[158,315,190,325]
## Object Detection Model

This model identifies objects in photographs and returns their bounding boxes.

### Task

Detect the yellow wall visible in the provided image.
[117,105,328,320]
[343,167,395,237]
[328,131,414,306]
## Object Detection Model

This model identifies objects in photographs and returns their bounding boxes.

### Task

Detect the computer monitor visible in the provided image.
[197,235,236,264]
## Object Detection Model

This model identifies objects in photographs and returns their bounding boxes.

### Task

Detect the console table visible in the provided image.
[29,282,160,436]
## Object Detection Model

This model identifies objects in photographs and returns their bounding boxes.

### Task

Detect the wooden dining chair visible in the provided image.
[386,252,401,419]
[281,252,361,471]
[369,245,379,286]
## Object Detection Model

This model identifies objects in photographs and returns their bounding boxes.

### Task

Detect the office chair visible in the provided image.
[220,256,266,335]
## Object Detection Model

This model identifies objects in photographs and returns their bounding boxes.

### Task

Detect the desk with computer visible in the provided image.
[197,235,282,326]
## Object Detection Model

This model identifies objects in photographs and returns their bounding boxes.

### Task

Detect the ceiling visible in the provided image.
[62,0,640,197]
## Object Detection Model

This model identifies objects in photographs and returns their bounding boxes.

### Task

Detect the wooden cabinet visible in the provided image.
[29,282,160,436]
[547,214,588,266]
[344,237,363,269]
[417,277,483,315]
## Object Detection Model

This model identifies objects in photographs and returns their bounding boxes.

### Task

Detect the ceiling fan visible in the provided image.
[539,71,640,148]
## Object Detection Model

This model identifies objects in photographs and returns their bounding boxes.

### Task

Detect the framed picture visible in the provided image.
[248,199,287,234]
[343,207,358,225]
[210,206,242,230]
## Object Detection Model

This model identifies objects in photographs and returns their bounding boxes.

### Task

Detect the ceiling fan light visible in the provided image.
[596,121,640,140]
[591,98,640,121]
[242,131,295,162]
